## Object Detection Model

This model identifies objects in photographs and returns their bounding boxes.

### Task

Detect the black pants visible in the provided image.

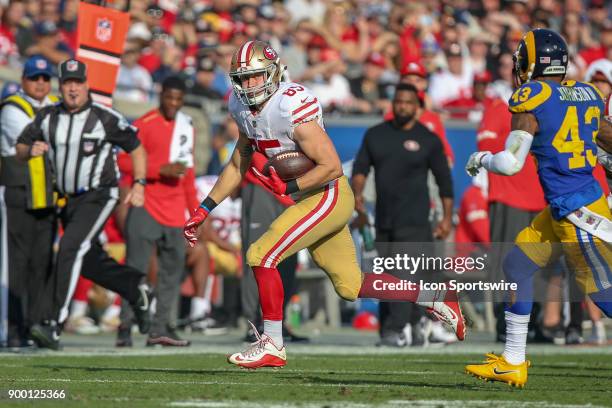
[1,186,55,343]
[376,226,432,337]
[51,188,145,324]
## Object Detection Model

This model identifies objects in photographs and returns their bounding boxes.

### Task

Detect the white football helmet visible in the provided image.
[229,40,284,107]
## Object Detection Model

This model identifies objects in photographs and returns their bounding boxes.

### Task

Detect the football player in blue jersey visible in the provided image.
[464,28,612,387]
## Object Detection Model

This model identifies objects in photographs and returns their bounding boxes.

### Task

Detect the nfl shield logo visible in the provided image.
[96,18,113,43]
[83,141,96,153]
[66,60,78,72]
[36,59,47,70]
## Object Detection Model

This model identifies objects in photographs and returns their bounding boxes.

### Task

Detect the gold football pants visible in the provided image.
[246,177,363,300]
[517,195,612,294]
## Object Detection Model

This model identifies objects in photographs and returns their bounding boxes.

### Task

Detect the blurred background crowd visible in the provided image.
[0,0,610,117]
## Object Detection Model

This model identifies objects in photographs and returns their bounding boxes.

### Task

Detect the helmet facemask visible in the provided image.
[230,62,280,107]
[512,41,532,87]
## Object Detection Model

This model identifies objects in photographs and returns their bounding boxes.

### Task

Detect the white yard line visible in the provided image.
[166,400,607,408]
[2,344,611,358]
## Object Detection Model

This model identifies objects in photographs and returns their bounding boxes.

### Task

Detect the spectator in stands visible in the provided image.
[312,1,369,64]
[282,19,313,81]
[585,59,612,100]
[116,42,153,103]
[210,44,234,98]
[489,52,514,102]
[194,18,219,53]
[152,42,185,83]
[119,76,198,348]
[348,52,393,115]
[206,115,239,176]
[137,27,164,74]
[0,1,25,67]
[468,33,491,74]
[428,42,473,108]
[187,57,223,102]
[443,71,495,123]
[305,48,353,112]
[24,20,72,65]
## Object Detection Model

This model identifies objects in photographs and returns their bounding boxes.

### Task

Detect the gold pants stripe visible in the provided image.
[261,179,339,268]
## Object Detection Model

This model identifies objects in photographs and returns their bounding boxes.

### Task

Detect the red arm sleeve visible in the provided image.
[183,167,199,214]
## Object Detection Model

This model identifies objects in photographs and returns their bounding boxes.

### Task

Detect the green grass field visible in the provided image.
[1,351,611,407]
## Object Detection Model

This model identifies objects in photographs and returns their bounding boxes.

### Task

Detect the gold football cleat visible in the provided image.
[465,353,530,388]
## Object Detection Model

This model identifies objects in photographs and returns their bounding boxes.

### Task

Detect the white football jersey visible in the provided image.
[228,82,324,158]
[196,176,242,245]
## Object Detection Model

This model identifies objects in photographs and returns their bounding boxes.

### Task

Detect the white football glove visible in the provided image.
[465,151,491,177]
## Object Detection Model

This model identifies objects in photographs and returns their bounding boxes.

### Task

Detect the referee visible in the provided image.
[15,59,151,349]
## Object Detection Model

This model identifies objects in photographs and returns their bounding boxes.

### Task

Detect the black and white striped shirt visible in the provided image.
[17,99,140,195]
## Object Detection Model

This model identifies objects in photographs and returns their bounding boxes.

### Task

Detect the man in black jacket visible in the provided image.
[351,83,454,346]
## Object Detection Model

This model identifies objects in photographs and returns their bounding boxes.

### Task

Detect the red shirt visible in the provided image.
[477,99,546,211]
[579,46,606,66]
[132,109,199,227]
[455,185,490,257]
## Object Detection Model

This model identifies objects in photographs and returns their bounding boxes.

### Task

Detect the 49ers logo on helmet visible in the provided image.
[263,46,277,60]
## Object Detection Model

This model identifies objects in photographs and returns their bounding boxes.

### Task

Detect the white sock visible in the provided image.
[190,297,210,319]
[69,300,88,319]
[102,304,120,321]
[502,311,530,365]
[263,319,283,348]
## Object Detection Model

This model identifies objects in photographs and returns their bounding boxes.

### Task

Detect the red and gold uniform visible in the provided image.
[228,82,363,300]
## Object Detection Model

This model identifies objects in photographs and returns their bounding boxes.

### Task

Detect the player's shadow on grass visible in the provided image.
[297,375,472,390]
[32,364,275,377]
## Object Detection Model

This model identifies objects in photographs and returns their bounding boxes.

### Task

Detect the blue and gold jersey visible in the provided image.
[508,80,605,220]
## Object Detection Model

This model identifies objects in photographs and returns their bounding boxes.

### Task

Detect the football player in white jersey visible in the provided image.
[184,40,465,369]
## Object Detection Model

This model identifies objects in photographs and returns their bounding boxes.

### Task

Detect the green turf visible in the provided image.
[0,353,610,407]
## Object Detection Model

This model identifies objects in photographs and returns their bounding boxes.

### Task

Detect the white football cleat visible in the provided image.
[420,289,466,341]
[227,322,286,369]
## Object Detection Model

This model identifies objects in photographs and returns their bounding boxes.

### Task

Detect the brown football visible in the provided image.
[263,150,316,181]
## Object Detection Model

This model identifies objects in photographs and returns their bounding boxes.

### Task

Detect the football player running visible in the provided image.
[465,29,612,387]
[184,40,465,369]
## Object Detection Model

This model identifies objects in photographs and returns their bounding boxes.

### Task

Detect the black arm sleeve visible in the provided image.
[16,110,46,146]
[98,106,141,153]
[428,136,453,199]
[352,130,372,177]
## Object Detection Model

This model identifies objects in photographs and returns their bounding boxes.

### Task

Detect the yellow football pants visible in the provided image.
[207,242,241,276]
[246,177,363,301]
[517,195,612,294]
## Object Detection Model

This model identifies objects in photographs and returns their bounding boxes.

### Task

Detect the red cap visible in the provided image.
[400,61,427,77]
[366,52,386,68]
[474,70,492,83]
[307,35,328,50]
